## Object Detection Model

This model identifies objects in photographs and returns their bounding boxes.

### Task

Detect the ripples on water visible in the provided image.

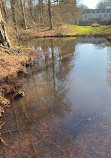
[1,37,111,158]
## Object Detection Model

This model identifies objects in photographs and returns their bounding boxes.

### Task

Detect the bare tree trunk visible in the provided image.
[0,10,11,47]
[48,0,52,30]
[33,0,37,22]
[10,0,18,32]
[0,0,7,20]
[39,0,43,22]
[57,0,59,28]
[28,0,33,21]
[19,0,27,29]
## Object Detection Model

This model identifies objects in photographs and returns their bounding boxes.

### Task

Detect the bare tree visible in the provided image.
[19,0,27,29]
[48,0,52,30]
[0,0,80,32]
[96,0,111,8]
[0,0,7,20]
[10,0,18,31]
[0,8,11,47]
[39,0,43,22]
[28,0,34,21]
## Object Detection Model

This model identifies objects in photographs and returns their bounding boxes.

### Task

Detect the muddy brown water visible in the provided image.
[1,37,111,158]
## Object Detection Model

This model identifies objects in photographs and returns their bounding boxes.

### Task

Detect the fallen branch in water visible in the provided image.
[74,112,85,128]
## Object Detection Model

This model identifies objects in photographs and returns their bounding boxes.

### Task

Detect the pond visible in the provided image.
[1,37,111,158]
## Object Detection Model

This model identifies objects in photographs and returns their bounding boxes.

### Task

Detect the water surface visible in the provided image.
[1,37,111,158]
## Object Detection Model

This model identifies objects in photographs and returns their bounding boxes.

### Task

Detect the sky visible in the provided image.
[82,0,99,9]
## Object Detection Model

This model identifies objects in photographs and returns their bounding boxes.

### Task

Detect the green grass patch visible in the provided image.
[61,25,111,36]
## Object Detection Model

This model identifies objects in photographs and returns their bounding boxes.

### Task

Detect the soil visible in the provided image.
[0,46,42,116]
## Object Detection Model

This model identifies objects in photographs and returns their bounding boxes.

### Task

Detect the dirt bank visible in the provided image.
[0,47,42,116]
[18,25,111,40]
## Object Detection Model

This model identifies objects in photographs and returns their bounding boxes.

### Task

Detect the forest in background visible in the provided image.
[0,0,80,32]
[97,0,111,9]
[1,0,111,33]
[0,0,111,47]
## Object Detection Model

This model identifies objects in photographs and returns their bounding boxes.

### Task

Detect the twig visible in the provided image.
[74,112,85,128]
[0,137,8,146]
[0,122,8,146]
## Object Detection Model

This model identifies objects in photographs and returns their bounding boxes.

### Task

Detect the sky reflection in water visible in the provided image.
[1,37,111,158]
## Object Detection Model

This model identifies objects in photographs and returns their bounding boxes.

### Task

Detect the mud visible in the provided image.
[0,47,43,114]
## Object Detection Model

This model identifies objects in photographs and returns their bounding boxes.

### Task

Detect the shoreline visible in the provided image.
[18,25,111,40]
[0,47,43,117]
[19,33,111,40]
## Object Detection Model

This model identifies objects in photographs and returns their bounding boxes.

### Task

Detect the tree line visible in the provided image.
[0,0,79,31]
[96,0,111,9]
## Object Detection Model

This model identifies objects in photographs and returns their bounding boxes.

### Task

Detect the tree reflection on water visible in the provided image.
[0,38,78,157]
[1,37,111,158]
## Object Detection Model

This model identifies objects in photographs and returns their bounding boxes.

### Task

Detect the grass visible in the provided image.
[18,25,111,40]
[61,25,111,36]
